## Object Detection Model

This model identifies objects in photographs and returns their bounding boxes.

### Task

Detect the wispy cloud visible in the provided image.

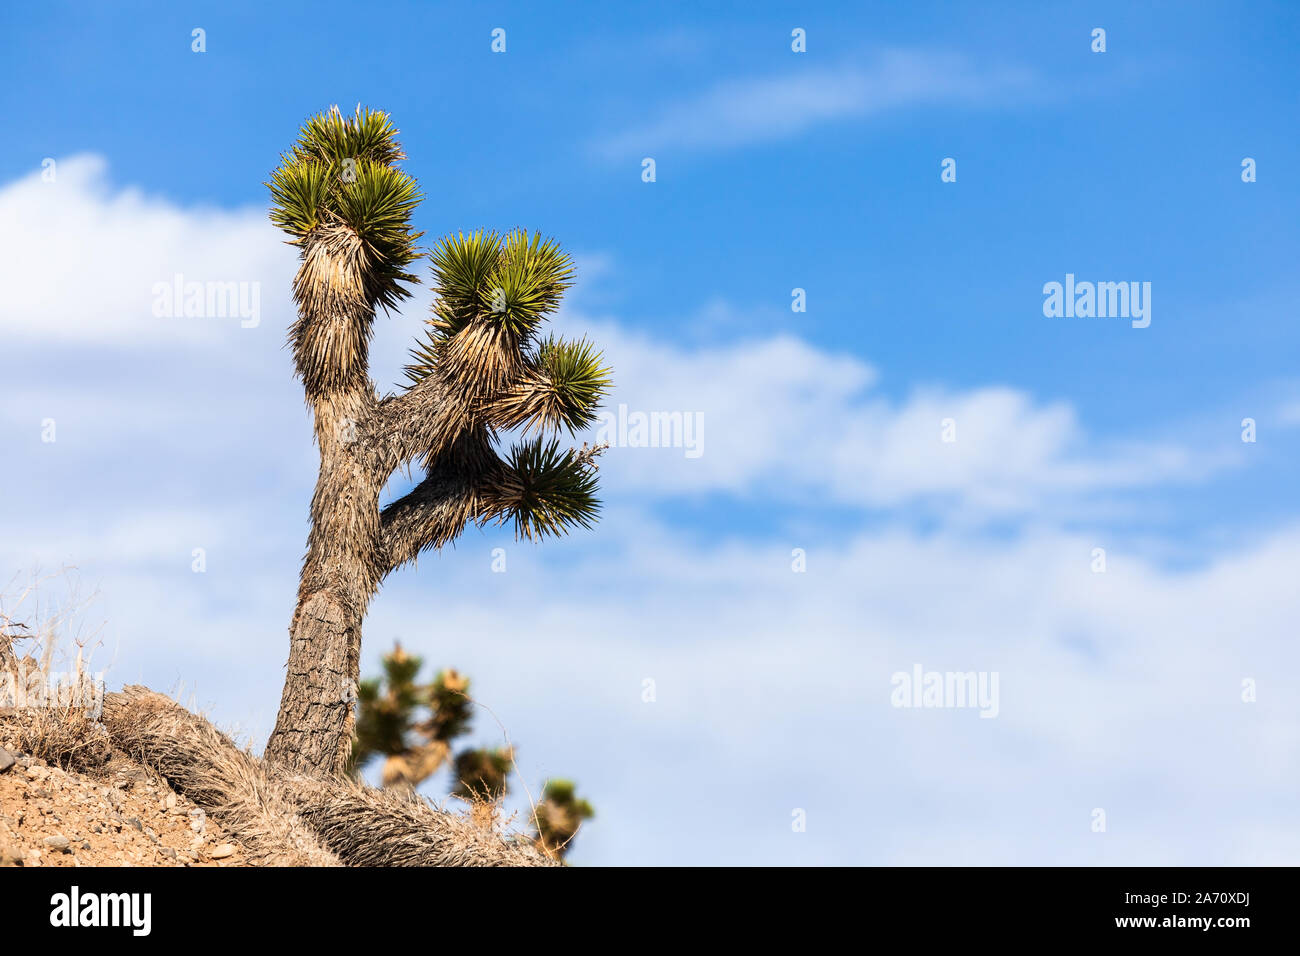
[594,49,1037,158]
[554,315,1232,521]
[0,155,294,345]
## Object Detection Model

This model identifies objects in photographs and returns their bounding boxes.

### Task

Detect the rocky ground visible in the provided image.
[0,742,247,867]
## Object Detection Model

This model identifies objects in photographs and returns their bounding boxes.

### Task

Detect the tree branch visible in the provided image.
[377,444,500,576]
[376,438,605,575]
[361,374,460,476]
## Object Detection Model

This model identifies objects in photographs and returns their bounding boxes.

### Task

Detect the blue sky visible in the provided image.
[2,2,1299,865]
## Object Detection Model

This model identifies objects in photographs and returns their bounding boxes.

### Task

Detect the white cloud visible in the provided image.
[595,50,1037,157]
[0,154,295,345]
[560,317,1225,519]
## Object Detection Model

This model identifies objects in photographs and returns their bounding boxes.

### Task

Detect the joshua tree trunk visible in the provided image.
[261,107,609,778]
[269,591,362,774]
[264,273,385,772]
[263,326,492,777]
[265,408,379,771]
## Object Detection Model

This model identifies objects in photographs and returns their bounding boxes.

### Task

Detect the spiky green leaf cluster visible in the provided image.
[452,747,513,802]
[267,105,423,312]
[295,107,406,167]
[485,437,601,540]
[534,335,612,432]
[484,334,612,436]
[425,229,574,339]
[487,230,575,336]
[425,230,503,335]
[405,229,576,389]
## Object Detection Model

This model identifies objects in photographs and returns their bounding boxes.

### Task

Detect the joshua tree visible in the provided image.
[263,106,611,776]
[349,643,471,789]
[351,643,594,858]
[533,779,596,860]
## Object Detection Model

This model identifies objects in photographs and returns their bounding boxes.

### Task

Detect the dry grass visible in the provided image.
[0,573,110,770]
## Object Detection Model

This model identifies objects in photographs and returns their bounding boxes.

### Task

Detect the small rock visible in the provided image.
[158,847,177,861]
[43,835,71,853]
[80,841,91,851]
[0,748,15,774]
[164,793,176,810]
[209,843,236,860]
[124,816,143,832]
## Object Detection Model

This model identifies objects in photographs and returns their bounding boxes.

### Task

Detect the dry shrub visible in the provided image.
[8,698,111,770]
[0,573,110,770]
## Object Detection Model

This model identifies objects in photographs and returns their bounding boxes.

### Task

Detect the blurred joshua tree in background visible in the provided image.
[352,643,594,859]
[533,780,595,858]
[262,106,611,777]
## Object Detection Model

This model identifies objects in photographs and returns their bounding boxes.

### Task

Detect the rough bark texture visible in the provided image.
[106,686,556,867]
[267,591,366,774]
[265,229,389,773]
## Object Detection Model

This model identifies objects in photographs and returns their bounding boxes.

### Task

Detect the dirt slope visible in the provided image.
[0,743,246,868]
